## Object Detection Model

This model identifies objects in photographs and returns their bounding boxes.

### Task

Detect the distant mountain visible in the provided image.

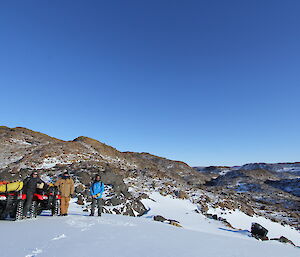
[195,163,300,230]
[239,162,300,175]
[195,162,300,175]
[265,178,300,197]
[194,166,233,177]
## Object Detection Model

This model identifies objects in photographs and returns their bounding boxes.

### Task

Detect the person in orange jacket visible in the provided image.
[55,172,75,216]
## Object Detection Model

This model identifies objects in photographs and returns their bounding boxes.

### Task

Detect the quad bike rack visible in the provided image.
[0,188,26,221]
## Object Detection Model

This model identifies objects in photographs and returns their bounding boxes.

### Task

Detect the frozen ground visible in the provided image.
[0,195,299,257]
[207,207,300,245]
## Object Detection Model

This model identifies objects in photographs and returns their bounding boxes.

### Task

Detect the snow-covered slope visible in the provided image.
[142,192,300,245]
[1,197,299,257]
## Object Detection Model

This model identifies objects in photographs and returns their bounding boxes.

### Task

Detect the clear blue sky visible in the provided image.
[1,0,300,166]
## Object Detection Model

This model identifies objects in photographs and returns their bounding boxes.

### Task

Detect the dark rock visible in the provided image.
[138,193,149,200]
[270,236,295,246]
[113,208,121,215]
[123,207,134,216]
[205,213,213,219]
[174,190,188,199]
[75,184,85,194]
[251,223,268,240]
[212,214,218,220]
[169,220,182,227]
[110,197,123,206]
[75,171,91,186]
[153,216,182,227]
[154,215,167,222]
[168,219,180,224]
[76,195,84,205]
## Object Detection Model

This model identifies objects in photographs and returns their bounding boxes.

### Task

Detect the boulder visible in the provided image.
[76,195,85,205]
[251,223,268,240]
[199,203,209,213]
[74,171,91,186]
[169,221,182,227]
[138,193,149,200]
[240,203,255,217]
[270,236,295,246]
[154,215,167,222]
[205,213,213,219]
[212,214,218,220]
[153,216,182,228]
[110,197,124,206]
[75,184,85,194]
[175,190,188,199]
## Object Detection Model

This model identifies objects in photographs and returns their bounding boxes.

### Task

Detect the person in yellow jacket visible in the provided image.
[54,172,75,216]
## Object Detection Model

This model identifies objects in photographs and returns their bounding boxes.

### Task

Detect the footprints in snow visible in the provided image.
[24,215,136,257]
[25,248,43,257]
[25,234,66,257]
[65,215,136,232]
[52,234,67,240]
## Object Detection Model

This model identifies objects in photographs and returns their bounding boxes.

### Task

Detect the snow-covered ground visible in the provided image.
[142,192,300,244]
[207,207,300,245]
[0,195,299,257]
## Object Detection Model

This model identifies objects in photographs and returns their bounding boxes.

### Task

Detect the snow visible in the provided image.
[142,192,228,234]
[0,155,23,168]
[36,156,73,169]
[207,207,300,245]
[219,169,231,175]
[0,197,299,257]
[10,138,32,146]
[142,193,300,244]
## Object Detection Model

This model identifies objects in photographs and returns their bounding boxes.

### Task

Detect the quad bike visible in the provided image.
[30,185,61,218]
[0,181,26,221]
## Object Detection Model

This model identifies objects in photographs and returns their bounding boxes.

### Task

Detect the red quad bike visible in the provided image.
[30,185,61,218]
[0,184,26,221]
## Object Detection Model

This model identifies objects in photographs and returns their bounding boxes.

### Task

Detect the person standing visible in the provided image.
[89,175,105,216]
[23,171,45,217]
[55,172,75,216]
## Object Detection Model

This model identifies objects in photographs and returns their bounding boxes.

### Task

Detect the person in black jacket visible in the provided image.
[23,171,45,217]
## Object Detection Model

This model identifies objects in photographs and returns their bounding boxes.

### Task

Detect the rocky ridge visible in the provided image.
[0,126,207,217]
[0,126,299,234]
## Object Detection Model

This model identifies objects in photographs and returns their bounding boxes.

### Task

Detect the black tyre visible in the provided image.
[0,206,5,220]
[51,199,60,216]
[29,201,37,218]
[36,203,43,215]
[15,200,24,221]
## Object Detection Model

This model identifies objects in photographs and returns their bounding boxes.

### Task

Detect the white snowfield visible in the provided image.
[0,194,299,257]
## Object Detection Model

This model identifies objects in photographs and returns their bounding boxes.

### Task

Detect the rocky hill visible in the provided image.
[0,126,207,216]
[198,165,300,231]
[0,126,299,234]
[0,126,207,183]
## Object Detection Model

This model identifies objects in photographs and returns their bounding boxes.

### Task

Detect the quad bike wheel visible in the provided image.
[14,200,24,221]
[52,199,60,216]
[29,201,37,218]
[36,203,43,215]
[0,206,6,220]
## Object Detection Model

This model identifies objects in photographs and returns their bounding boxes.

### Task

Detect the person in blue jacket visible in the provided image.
[89,174,105,216]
